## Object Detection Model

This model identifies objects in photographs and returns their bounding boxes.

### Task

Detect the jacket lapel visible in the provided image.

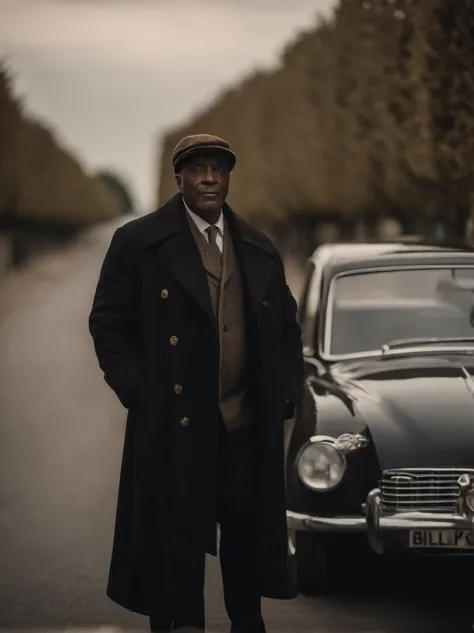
[186,213,222,283]
[145,194,217,327]
[223,204,277,318]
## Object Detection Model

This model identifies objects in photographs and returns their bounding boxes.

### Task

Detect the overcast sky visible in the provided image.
[0,0,337,211]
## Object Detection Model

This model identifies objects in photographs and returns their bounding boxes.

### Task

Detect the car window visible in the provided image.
[325,267,474,356]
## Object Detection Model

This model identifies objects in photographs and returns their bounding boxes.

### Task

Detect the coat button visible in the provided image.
[169,335,179,345]
[161,288,169,298]
[174,384,183,394]
[220,324,227,332]
[180,416,190,427]
[262,299,269,307]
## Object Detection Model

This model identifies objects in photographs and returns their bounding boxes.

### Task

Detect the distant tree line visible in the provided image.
[0,64,130,228]
[157,0,474,254]
[0,63,137,267]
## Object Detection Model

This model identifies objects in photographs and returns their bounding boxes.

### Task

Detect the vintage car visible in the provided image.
[286,240,474,593]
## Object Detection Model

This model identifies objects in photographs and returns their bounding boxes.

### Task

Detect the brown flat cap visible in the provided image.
[172,133,236,173]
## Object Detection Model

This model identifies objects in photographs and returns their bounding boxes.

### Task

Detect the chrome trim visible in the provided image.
[334,433,370,454]
[301,260,324,356]
[381,467,474,471]
[320,264,474,361]
[380,345,474,358]
[364,488,384,553]
[287,474,474,555]
[287,507,474,534]
[287,528,296,556]
[380,468,474,515]
[298,435,337,446]
[381,336,474,353]
[295,435,347,493]
[364,485,474,554]
[287,510,367,533]
[457,473,474,518]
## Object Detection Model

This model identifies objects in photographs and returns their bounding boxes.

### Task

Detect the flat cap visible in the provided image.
[172,133,236,173]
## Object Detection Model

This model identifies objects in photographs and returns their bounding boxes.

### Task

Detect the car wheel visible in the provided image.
[288,529,329,595]
[289,530,371,595]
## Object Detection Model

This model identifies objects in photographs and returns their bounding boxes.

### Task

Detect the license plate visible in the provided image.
[409,529,474,549]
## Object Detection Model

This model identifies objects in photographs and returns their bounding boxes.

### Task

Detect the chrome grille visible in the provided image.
[380,468,474,514]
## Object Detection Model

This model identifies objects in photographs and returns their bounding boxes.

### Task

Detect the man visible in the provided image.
[88,134,304,632]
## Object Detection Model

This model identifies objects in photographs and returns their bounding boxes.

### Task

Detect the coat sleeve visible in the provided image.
[89,225,142,411]
[276,254,304,418]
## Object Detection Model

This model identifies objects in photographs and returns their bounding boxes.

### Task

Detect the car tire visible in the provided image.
[289,530,330,595]
[289,531,370,595]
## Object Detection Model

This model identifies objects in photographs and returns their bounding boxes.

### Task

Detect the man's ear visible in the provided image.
[175,173,182,191]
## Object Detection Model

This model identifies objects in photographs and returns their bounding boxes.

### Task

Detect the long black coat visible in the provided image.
[88,193,304,617]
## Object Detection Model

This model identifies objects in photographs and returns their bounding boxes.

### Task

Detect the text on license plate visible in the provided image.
[409,529,474,549]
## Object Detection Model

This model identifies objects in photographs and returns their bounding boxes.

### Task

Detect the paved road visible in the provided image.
[0,220,472,632]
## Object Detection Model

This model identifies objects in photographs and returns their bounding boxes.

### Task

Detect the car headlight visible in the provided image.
[297,439,346,491]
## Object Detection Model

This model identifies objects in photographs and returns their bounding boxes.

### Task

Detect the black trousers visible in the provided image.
[150,419,265,632]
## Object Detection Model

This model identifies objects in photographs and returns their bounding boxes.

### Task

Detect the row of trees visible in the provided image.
[0,64,122,227]
[157,0,474,241]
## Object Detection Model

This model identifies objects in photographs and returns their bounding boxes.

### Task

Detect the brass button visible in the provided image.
[180,416,190,427]
[161,288,169,298]
[220,324,227,332]
[174,383,183,394]
[169,335,179,345]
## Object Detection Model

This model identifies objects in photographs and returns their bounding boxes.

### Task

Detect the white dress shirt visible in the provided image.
[184,199,224,253]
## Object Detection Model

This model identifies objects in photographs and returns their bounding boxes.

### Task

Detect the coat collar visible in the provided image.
[145,194,277,325]
[145,193,275,257]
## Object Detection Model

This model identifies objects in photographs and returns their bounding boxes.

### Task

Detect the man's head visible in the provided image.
[172,134,236,223]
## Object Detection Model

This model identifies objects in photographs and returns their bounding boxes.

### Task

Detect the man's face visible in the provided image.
[176,152,230,222]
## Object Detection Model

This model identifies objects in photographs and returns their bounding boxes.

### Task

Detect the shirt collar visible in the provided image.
[183,198,224,236]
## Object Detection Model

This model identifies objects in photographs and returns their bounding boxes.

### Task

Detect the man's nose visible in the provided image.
[201,167,217,183]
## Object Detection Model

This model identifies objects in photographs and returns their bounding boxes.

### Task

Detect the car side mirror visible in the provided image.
[305,357,326,376]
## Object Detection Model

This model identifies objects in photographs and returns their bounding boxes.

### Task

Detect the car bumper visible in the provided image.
[287,488,474,554]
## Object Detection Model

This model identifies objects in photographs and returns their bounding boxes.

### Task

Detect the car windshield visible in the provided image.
[325,266,474,357]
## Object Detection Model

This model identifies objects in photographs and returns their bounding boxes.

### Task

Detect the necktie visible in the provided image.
[206,225,222,266]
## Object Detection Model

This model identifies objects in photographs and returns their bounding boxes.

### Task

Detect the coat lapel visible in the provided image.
[221,218,235,287]
[144,195,277,325]
[223,204,277,318]
[145,194,217,327]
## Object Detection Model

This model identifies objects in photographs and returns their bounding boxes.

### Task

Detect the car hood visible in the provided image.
[329,355,474,470]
